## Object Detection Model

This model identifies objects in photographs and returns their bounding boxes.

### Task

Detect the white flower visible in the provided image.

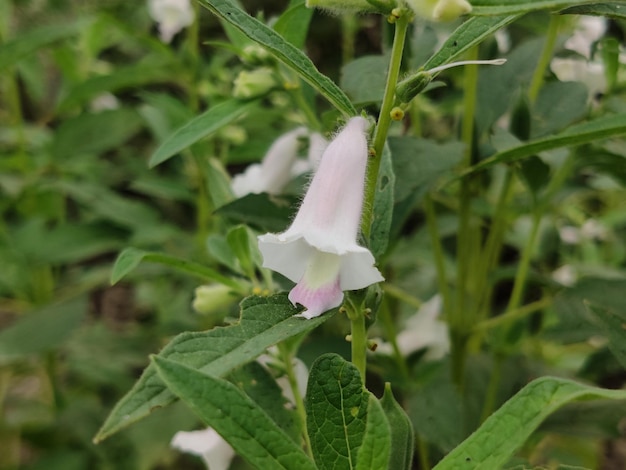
[257,347,309,404]
[551,16,608,100]
[90,93,119,112]
[550,57,607,99]
[559,225,581,245]
[580,218,608,241]
[290,131,328,177]
[552,264,577,287]
[171,427,235,470]
[148,0,195,43]
[405,0,472,22]
[231,127,308,198]
[258,117,384,319]
[376,295,450,361]
[564,16,607,59]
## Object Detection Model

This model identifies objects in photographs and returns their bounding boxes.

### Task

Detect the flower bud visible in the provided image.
[233,67,277,99]
[405,0,471,22]
[192,284,237,315]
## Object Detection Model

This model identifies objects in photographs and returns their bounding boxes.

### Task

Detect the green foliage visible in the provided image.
[153,356,317,470]
[433,377,626,469]
[95,294,334,442]
[150,99,259,167]
[197,0,356,116]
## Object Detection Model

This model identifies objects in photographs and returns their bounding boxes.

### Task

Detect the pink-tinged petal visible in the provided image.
[287,117,369,247]
[288,251,344,318]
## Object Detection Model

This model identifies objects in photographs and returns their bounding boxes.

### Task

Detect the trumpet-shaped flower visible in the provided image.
[148,0,194,43]
[258,117,384,319]
[376,295,450,360]
[406,0,472,22]
[171,427,235,470]
[231,127,308,197]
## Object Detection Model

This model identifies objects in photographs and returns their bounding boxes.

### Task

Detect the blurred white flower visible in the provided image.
[559,219,608,245]
[552,264,577,287]
[559,225,581,245]
[232,67,277,99]
[406,0,472,22]
[90,93,119,112]
[564,16,607,59]
[231,127,308,197]
[171,427,235,470]
[290,131,328,177]
[494,29,511,54]
[376,295,450,361]
[550,57,607,98]
[551,16,608,99]
[257,347,309,404]
[258,117,384,319]
[148,0,195,43]
[580,219,608,241]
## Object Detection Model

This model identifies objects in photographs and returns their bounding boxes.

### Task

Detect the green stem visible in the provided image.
[416,433,431,470]
[346,304,367,384]
[528,16,561,104]
[452,48,479,388]
[362,13,409,239]
[424,195,451,319]
[473,297,552,333]
[278,345,313,458]
[341,15,357,63]
[506,210,541,312]
[475,170,515,321]
[479,354,503,422]
[378,299,410,381]
[291,87,321,130]
[381,283,422,309]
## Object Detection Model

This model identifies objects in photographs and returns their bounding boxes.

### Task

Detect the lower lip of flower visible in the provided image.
[288,251,344,319]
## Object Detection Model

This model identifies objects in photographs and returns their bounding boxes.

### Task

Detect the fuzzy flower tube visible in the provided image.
[258,117,384,319]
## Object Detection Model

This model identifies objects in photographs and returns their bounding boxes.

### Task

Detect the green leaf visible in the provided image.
[198,0,356,116]
[380,383,414,470]
[58,61,176,111]
[0,296,87,364]
[432,377,626,470]
[95,294,333,442]
[422,15,519,71]
[306,353,368,470]
[152,356,317,470]
[340,55,388,105]
[149,99,258,167]
[470,0,614,15]
[370,142,395,258]
[226,225,262,277]
[51,108,143,159]
[532,81,589,138]
[110,247,241,290]
[0,20,90,70]
[217,193,298,233]
[228,362,300,440]
[560,2,626,19]
[587,303,626,369]
[465,113,626,175]
[205,157,236,208]
[355,395,391,470]
[273,0,314,50]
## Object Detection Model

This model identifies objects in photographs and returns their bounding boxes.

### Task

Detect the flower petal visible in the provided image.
[288,251,344,318]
